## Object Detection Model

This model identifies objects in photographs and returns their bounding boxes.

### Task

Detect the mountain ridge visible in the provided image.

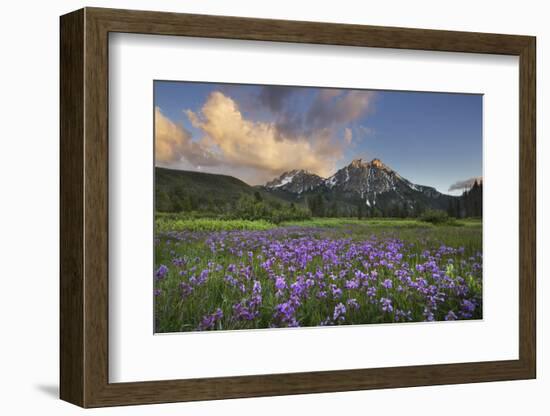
[263,158,460,217]
[266,158,445,194]
[155,160,482,218]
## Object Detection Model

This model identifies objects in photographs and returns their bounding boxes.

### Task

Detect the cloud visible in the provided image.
[185,91,343,183]
[257,85,294,113]
[344,128,353,144]
[157,86,376,185]
[256,86,303,140]
[256,87,375,141]
[305,90,375,131]
[448,176,483,192]
[154,107,218,167]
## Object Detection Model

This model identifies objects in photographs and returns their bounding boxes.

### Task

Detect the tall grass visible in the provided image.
[155,217,275,232]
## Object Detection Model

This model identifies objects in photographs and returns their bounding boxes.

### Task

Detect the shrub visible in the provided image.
[233,195,311,224]
[419,209,450,225]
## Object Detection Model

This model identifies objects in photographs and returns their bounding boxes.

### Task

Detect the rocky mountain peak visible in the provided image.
[348,158,387,170]
[350,158,368,168]
[265,169,324,194]
[370,158,384,169]
[263,158,451,214]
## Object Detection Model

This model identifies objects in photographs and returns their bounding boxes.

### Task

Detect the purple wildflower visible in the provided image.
[346,298,360,310]
[198,308,224,330]
[155,264,169,280]
[333,302,346,322]
[380,297,393,313]
[382,279,393,289]
[275,276,286,290]
[445,310,458,321]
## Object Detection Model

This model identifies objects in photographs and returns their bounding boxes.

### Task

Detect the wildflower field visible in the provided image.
[154,218,482,332]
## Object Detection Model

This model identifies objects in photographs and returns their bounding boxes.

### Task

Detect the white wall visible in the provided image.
[0,0,546,414]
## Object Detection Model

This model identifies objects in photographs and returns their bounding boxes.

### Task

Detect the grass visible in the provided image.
[155,217,275,232]
[156,214,481,233]
[154,216,482,252]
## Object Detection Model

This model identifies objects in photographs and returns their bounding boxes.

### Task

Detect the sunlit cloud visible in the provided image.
[156,86,376,185]
[155,107,219,167]
[185,92,343,184]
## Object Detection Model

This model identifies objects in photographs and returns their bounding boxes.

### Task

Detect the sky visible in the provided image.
[154,81,482,195]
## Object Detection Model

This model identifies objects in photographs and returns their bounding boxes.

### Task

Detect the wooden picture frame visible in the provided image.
[60,7,536,408]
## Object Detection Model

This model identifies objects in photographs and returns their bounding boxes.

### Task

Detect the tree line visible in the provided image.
[157,181,482,221]
[447,180,482,218]
[307,194,420,219]
[156,187,310,223]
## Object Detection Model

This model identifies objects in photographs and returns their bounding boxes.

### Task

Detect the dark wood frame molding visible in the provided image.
[60,7,536,408]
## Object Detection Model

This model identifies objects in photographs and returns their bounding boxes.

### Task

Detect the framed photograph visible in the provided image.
[60,7,536,407]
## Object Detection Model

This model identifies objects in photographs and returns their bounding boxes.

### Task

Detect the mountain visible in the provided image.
[323,158,448,208]
[155,167,311,221]
[155,167,276,212]
[155,161,480,219]
[262,158,458,217]
[266,169,325,193]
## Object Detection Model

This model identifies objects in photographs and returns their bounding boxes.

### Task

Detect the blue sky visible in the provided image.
[154,81,482,195]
